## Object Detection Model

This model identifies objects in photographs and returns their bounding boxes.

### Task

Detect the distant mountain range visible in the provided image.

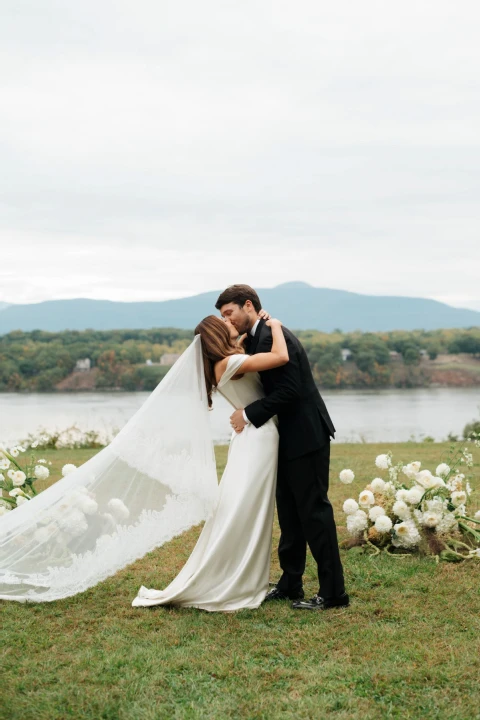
[0,283,478,334]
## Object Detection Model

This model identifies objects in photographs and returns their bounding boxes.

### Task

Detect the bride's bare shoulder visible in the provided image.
[214,357,229,384]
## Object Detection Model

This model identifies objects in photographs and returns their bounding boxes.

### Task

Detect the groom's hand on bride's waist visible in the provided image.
[230,408,248,434]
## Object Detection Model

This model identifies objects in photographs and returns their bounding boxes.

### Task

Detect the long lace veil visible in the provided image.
[0,335,219,602]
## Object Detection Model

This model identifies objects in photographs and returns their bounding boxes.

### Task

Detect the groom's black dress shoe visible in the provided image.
[292,592,350,611]
[264,586,305,602]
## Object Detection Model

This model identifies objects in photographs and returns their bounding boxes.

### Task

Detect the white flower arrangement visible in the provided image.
[339,445,480,562]
[0,439,76,513]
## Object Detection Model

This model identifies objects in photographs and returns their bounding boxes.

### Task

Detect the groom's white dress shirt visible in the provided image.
[242,318,260,424]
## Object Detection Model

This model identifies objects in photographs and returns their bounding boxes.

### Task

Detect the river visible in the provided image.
[1,388,479,446]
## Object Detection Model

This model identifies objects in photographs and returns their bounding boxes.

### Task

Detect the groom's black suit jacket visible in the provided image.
[244,319,335,461]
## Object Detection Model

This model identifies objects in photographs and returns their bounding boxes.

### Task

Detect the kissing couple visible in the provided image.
[0,285,348,611]
[132,284,349,612]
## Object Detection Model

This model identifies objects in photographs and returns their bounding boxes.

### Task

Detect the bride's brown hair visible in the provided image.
[194,315,242,408]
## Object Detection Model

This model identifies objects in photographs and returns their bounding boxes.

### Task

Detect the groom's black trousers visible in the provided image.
[275,441,345,599]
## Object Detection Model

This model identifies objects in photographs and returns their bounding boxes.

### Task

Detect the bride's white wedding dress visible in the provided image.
[132,353,279,612]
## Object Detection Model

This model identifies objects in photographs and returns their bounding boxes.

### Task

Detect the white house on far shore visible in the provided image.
[74,358,91,371]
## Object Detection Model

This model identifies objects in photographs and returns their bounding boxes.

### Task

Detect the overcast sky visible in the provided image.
[1,0,479,309]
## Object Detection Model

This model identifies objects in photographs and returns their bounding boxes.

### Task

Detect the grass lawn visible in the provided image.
[1,443,479,720]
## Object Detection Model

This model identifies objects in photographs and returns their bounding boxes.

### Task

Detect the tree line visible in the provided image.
[0,326,479,392]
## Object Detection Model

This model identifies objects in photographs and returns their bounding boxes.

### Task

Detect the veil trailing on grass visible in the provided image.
[0,336,219,602]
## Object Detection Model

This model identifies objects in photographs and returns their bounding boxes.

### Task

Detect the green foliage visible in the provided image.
[1,326,479,392]
[463,420,480,440]
[0,328,192,391]
[448,330,480,355]
[403,345,421,365]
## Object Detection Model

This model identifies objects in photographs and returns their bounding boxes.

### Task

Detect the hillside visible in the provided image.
[0,283,478,333]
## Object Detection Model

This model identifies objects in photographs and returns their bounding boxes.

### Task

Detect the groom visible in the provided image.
[216,284,348,611]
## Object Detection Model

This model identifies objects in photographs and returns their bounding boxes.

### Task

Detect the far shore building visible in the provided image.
[341,349,352,362]
[74,358,91,371]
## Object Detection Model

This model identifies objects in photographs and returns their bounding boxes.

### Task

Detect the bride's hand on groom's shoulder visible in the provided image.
[266,318,282,328]
[258,309,271,321]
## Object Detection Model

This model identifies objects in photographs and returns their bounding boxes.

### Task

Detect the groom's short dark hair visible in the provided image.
[215,284,262,313]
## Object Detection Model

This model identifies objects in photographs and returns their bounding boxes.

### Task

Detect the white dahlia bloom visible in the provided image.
[437,512,458,535]
[406,486,424,505]
[395,488,409,502]
[426,497,447,514]
[34,465,50,481]
[375,454,391,470]
[402,462,421,479]
[62,464,77,477]
[370,478,386,492]
[16,495,29,507]
[392,500,410,520]
[60,509,88,537]
[107,498,130,521]
[9,447,19,458]
[77,495,98,516]
[343,499,359,515]
[447,474,464,492]
[358,490,375,508]
[375,515,393,533]
[339,469,355,484]
[451,491,467,507]
[101,512,116,527]
[346,509,368,536]
[368,505,386,522]
[421,512,442,528]
[11,470,27,486]
[0,457,10,470]
[436,463,450,477]
[393,521,421,548]
[415,470,439,490]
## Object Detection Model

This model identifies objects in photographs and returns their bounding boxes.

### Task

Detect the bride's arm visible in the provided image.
[239,320,289,373]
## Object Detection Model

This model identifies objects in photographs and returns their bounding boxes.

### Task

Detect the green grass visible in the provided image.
[1,443,480,720]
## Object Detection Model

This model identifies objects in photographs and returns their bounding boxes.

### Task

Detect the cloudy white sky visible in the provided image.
[1,0,479,309]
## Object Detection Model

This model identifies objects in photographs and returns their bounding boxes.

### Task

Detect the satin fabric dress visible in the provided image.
[132,354,279,611]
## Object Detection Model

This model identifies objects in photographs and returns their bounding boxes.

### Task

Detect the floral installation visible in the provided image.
[0,441,76,514]
[338,437,480,562]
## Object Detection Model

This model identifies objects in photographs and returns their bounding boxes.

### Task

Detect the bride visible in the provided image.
[132,314,287,611]
[0,312,287,608]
